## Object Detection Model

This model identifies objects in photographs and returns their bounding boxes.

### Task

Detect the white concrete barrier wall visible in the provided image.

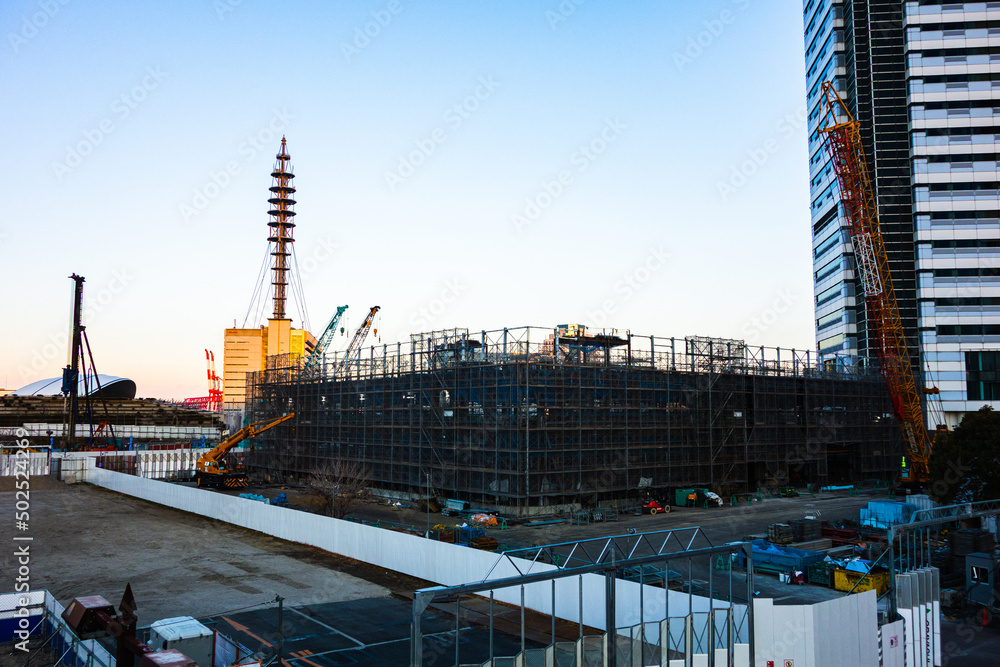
[84,466,734,635]
[880,619,905,667]
[754,590,879,667]
[895,568,941,667]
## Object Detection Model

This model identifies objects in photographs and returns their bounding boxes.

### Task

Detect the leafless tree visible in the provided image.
[304,459,372,519]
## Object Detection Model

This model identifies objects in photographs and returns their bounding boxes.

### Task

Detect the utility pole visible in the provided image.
[62,274,85,450]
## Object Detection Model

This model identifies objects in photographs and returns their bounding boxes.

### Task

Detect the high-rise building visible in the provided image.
[804,0,1000,429]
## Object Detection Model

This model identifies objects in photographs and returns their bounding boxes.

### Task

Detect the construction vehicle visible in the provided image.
[304,305,348,371]
[195,413,294,488]
[642,499,668,515]
[339,306,380,375]
[818,81,938,483]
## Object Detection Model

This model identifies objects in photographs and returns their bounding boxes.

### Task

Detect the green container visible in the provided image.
[674,488,697,506]
[807,561,832,587]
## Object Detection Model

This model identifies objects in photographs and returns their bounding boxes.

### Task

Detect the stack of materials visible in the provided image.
[767,523,794,545]
[790,518,823,542]
[950,529,995,573]
[822,525,859,546]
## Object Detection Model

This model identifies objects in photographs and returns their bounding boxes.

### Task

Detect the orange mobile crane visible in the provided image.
[818,81,937,483]
[195,412,295,488]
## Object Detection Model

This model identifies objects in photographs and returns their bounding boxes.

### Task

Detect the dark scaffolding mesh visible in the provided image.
[245,327,901,509]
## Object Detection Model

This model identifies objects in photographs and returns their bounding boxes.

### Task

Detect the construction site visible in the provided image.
[244,327,900,510]
[0,75,992,665]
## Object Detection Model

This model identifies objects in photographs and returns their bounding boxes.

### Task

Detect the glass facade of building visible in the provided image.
[804,0,1000,428]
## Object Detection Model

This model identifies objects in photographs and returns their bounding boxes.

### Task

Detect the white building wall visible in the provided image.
[906,2,1000,429]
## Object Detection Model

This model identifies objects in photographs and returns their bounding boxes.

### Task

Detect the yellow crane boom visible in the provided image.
[196,412,295,487]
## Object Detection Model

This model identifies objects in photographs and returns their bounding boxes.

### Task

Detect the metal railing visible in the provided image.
[410,529,754,667]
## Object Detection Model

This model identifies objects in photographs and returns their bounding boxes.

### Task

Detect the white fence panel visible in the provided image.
[880,619,905,667]
[0,452,51,476]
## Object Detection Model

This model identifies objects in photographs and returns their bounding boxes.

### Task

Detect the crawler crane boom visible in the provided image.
[818,81,933,482]
[195,412,295,488]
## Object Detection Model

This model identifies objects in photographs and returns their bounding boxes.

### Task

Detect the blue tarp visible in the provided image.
[845,559,873,574]
[737,539,827,571]
[860,501,915,529]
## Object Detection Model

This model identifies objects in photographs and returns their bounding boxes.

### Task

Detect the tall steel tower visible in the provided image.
[268,137,296,320]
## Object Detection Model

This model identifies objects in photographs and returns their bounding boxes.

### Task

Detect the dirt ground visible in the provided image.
[0,481,432,622]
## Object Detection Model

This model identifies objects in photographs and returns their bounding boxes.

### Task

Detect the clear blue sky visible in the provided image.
[1,0,814,399]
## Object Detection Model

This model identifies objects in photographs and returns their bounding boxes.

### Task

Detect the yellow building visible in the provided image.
[222,321,315,409]
[224,138,316,412]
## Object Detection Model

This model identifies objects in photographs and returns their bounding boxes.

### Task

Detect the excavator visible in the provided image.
[195,413,295,488]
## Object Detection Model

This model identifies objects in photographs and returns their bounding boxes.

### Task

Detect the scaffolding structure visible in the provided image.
[245,326,901,509]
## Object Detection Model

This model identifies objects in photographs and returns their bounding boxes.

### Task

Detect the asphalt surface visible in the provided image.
[940,616,1000,667]
[339,488,880,605]
[200,597,538,667]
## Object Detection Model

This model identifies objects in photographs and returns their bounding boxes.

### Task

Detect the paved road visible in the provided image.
[940,617,1000,666]
[348,489,880,604]
[200,597,538,667]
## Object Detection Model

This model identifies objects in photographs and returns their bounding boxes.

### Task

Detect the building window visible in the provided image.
[939,325,1000,336]
[819,333,845,352]
[966,351,1000,401]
